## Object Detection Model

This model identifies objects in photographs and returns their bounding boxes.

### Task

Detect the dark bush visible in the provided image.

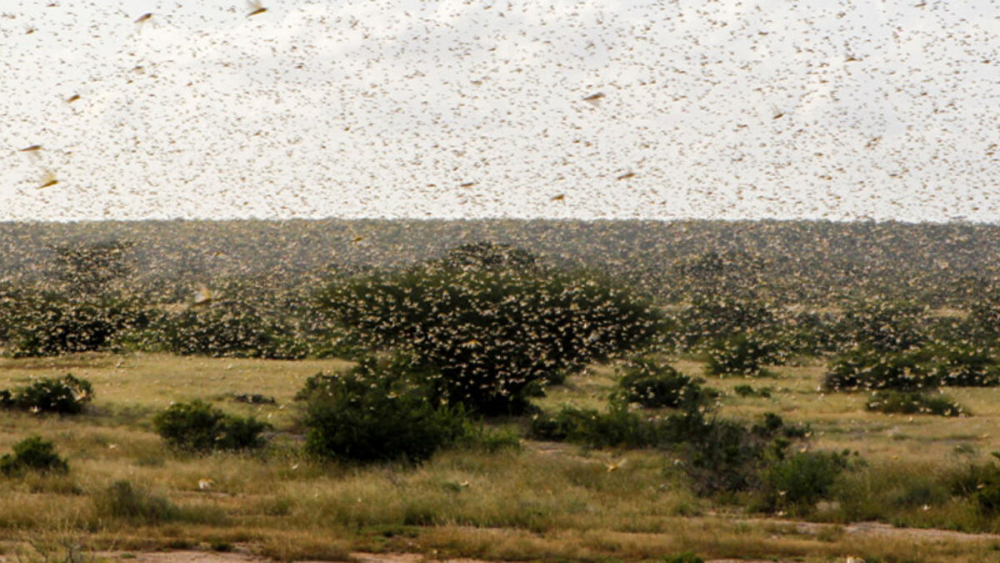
[93,480,177,524]
[838,299,926,353]
[927,343,1000,387]
[614,357,712,409]
[152,400,270,452]
[678,297,775,348]
[969,293,1000,343]
[160,303,306,360]
[734,384,771,398]
[704,334,779,377]
[681,412,807,496]
[438,241,541,273]
[5,292,149,357]
[303,356,467,464]
[823,346,934,391]
[771,310,839,357]
[866,390,966,417]
[0,436,69,477]
[319,255,662,415]
[757,451,848,513]
[0,374,93,414]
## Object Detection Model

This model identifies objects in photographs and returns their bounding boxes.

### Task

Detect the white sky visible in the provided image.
[1,0,999,222]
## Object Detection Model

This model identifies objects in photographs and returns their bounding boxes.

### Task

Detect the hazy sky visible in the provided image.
[2,0,999,222]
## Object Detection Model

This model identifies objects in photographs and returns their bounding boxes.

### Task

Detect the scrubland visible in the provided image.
[3,352,1000,563]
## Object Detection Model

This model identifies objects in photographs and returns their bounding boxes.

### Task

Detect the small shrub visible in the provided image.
[758,451,848,513]
[661,553,704,563]
[153,400,270,452]
[866,390,966,417]
[93,480,176,524]
[681,412,807,496]
[1,374,93,414]
[0,436,69,477]
[705,334,778,377]
[614,357,712,409]
[303,356,467,464]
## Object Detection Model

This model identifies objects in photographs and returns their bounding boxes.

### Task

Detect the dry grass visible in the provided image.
[2,352,1000,562]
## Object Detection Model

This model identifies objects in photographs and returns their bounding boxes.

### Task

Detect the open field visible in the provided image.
[3,353,1000,562]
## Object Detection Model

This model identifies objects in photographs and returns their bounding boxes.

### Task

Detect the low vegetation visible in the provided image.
[866,390,967,417]
[0,374,93,414]
[152,400,271,452]
[1,436,69,477]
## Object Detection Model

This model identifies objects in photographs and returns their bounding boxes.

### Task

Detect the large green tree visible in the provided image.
[319,247,663,415]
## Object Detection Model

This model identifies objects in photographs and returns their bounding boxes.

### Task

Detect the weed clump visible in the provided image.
[0,374,93,414]
[865,390,966,417]
[93,480,176,524]
[0,436,69,477]
[152,400,271,452]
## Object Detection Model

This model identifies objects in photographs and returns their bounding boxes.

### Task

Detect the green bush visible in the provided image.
[680,415,772,495]
[704,334,778,377]
[160,304,305,359]
[927,343,1000,387]
[0,436,69,477]
[772,311,839,357]
[93,480,177,524]
[303,356,467,464]
[681,412,808,496]
[0,374,93,414]
[614,357,712,409]
[838,299,927,353]
[661,553,704,563]
[318,253,663,415]
[823,346,933,391]
[866,390,966,417]
[757,451,848,513]
[678,296,775,348]
[152,400,271,452]
[4,292,149,357]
